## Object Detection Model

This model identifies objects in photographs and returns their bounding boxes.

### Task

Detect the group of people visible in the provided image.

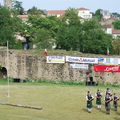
[86,88,119,114]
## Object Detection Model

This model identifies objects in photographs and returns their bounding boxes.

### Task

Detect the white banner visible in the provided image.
[47,56,65,63]
[70,64,89,70]
[66,56,98,64]
[98,58,120,65]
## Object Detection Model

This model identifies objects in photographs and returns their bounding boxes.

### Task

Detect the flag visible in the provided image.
[107,47,109,55]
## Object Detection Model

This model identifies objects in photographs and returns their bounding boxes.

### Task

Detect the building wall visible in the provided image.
[0,50,120,84]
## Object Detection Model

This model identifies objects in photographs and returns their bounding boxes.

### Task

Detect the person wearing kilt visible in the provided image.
[105,93,113,114]
[95,90,102,109]
[113,93,119,111]
[86,91,94,113]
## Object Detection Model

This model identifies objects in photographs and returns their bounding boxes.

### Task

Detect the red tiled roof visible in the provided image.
[78,7,89,11]
[104,24,112,28]
[18,15,28,21]
[47,10,65,15]
[112,29,120,34]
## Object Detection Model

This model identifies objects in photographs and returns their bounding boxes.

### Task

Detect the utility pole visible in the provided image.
[4,0,12,9]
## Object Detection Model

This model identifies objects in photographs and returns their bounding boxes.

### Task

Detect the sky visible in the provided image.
[0,0,119,13]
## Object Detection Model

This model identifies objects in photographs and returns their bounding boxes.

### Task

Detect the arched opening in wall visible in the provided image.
[0,67,7,78]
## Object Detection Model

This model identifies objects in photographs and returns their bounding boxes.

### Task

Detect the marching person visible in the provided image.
[105,92,113,114]
[95,89,102,109]
[106,88,112,96]
[113,93,119,111]
[86,91,94,113]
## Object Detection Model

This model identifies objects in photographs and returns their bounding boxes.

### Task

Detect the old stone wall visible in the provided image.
[0,50,120,84]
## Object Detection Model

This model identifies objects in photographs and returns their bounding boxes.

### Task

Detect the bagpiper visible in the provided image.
[105,92,113,114]
[95,89,102,109]
[86,91,94,113]
[113,93,119,111]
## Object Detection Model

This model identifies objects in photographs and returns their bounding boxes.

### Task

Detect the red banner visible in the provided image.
[94,65,120,72]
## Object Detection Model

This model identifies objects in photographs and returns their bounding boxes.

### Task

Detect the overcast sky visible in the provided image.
[0,0,119,13]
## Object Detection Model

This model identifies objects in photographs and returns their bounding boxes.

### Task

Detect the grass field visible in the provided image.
[0,83,120,120]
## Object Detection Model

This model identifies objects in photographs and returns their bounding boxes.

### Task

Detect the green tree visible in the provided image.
[13,0,24,15]
[94,9,103,21]
[27,6,45,16]
[113,20,120,29]
[81,19,113,54]
[56,8,82,51]
[0,7,15,47]
[27,15,61,49]
[0,7,24,49]
[112,39,120,55]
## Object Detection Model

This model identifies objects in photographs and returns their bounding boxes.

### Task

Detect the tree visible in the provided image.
[0,7,24,49]
[27,15,62,49]
[112,39,120,55]
[56,8,82,51]
[12,0,24,15]
[94,9,103,21]
[113,20,120,30]
[0,7,15,47]
[56,9,113,54]
[27,6,45,16]
[81,19,113,54]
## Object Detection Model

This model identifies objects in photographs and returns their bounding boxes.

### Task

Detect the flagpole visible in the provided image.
[7,41,10,97]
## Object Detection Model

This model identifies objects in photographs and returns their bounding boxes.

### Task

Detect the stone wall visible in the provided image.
[0,50,120,84]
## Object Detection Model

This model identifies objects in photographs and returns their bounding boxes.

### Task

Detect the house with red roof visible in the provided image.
[78,8,92,19]
[47,10,65,17]
[47,7,92,19]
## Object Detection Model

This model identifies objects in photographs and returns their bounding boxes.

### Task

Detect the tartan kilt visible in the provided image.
[105,103,110,111]
[96,99,101,105]
[87,101,92,109]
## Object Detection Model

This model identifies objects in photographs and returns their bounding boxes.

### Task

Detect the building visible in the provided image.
[47,7,92,19]
[112,29,120,39]
[18,15,29,21]
[101,10,111,20]
[78,8,92,19]
[47,10,65,17]
[103,24,120,39]
[4,0,12,9]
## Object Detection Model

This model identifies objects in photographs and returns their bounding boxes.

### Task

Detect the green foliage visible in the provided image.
[94,9,103,21]
[56,8,113,54]
[27,6,45,16]
[112,39,120,55]
[12,0,24,15]
[113,20,120,29]
[0,7,15,47]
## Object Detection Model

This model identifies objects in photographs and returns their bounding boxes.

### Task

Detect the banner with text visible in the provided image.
[98,58,120,65]
[66,56,98,64]
[70,64,89,70]
[94,65,120,72]
[47,56,65,63]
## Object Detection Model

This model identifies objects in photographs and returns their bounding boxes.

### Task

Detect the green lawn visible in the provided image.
[0,83,120,120]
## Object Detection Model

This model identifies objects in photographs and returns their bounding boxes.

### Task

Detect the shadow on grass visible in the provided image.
[82,108,88,112]
[93,106,106,114]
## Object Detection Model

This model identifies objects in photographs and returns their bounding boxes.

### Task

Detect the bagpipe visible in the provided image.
[114,98,119,102]
[105,98,113,104]
[88,97,94,102]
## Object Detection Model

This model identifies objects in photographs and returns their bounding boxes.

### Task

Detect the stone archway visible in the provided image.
[0,67,7,78]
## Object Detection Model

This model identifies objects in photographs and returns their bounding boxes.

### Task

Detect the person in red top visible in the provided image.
[44,49,48,56]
